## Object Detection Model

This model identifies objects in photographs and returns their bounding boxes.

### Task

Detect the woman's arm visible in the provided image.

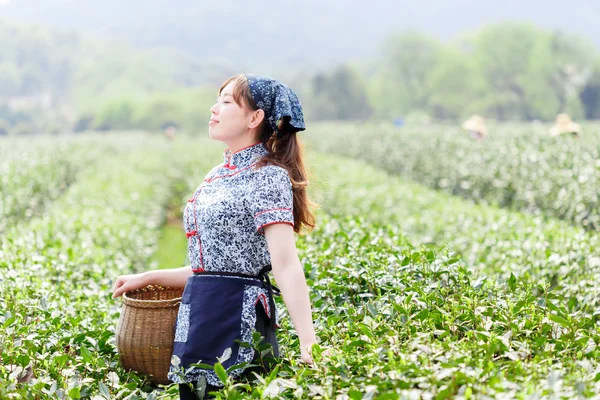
[263,223,318,363]
[112,266,193,299]
[144,265,193,288]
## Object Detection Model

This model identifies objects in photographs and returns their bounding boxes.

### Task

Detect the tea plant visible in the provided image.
[306,121,600,231]
[0,135,123,232]
[2,134,599,399]
[309,152,600,317]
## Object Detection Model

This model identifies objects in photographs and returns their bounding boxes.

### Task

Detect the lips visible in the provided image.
[209,119,219,125]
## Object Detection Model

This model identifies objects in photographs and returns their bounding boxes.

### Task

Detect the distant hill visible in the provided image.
[0,19,233,99]
[0,18,233,130]
[1,0,599,73]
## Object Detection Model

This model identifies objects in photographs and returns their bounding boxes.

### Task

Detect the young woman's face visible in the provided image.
[208,81,254,141]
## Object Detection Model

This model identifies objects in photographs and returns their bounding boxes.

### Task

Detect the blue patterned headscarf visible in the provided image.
[244,73,306,136]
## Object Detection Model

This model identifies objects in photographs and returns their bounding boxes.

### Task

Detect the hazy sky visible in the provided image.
[1,0,598,71]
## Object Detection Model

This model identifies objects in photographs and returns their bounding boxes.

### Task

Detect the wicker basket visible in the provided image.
[115,285,184,384]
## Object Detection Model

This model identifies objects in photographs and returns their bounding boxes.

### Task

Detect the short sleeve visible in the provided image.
[250,166,294,234]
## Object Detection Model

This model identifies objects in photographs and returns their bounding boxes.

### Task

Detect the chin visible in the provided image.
[208,131,227,144]
[208,128,220,140]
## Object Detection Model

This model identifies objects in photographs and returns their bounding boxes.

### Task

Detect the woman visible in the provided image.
[112,73,320,399]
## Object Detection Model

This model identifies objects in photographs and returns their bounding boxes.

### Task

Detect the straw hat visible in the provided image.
[549,113,581,136]
[461,115,488,137]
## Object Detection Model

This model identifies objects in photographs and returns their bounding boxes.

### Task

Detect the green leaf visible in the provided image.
[546,300,560,313]
[214,363,228,385]
[98,382,111,399]
[549,313,570,328]
[80,345,93,364]
[252,331,263,346]
[189,362,214,370]
[171,355,181,367]
[219,347,232,363]
[349,390,363,400]
[3,316,16,328]
[3,311,12,322]
[267,364,280,381]
[226,362,251,373]
[233,339,253,348]
[261,348,273,358]
[68,386,81,399]
[107,371,119,388]
[193,377,207,399]
[507,273,516,292]
[359,234,369,246]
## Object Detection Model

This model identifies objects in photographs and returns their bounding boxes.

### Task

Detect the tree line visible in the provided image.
[307,23,600,123]
[1,21,599,135]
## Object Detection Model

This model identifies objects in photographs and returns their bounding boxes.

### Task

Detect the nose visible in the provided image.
[210,102,219,115]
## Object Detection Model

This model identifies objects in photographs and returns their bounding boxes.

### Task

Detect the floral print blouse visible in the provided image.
[183,142,294,275]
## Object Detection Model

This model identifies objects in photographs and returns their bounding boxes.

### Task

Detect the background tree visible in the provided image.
[308,65,372,121]
[367,32,442,119]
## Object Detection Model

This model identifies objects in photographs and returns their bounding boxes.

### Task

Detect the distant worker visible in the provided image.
[165,126,177,140]
[393,117,404,127]
[461,114,487,140]
[549,113,581,139]
[162,122,178,140]
[164,125,177,140]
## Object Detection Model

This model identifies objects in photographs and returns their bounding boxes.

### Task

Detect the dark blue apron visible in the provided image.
[167,264,280,387]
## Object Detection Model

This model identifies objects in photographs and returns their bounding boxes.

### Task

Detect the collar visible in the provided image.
[222,142,269,170]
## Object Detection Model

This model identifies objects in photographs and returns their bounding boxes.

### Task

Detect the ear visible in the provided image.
[248,109,265,129]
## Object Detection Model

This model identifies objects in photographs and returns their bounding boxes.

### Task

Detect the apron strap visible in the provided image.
[257,264,279,329]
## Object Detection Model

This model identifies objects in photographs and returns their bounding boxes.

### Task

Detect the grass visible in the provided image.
[149,223,188,270]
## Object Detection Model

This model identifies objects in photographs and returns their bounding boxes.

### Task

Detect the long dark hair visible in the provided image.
[219,74,317,234]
